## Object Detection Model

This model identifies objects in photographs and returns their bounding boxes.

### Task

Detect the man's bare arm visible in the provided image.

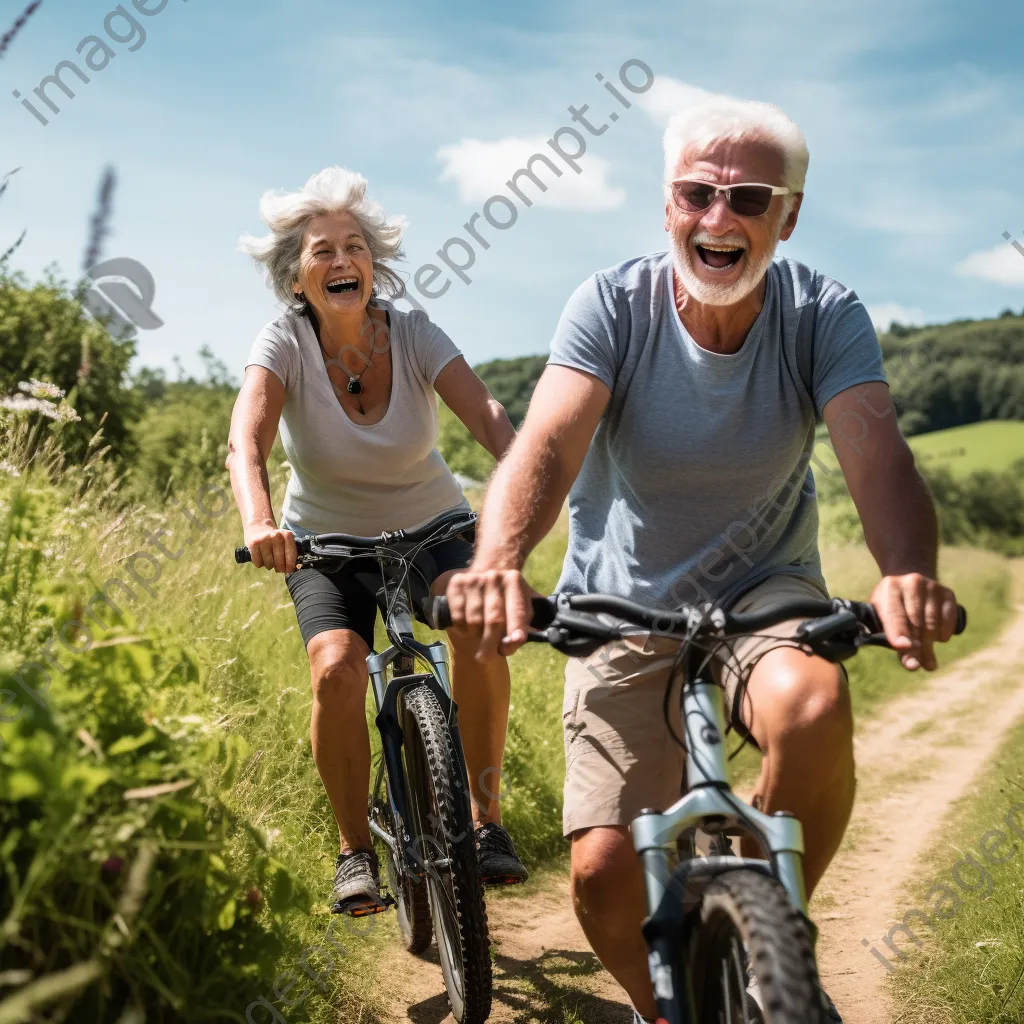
[447,365,610,657]
[824,381,957,670]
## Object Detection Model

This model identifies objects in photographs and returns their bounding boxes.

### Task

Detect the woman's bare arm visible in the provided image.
[434,356,515,460]
[225,366,298,573]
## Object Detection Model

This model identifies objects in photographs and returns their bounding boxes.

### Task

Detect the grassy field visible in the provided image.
[888,720,1024,1024]
[908,420,1024,476]
[813,419,1024,476]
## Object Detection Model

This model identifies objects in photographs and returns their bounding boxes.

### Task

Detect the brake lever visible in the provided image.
[854,632,892,649]
[794,609,862,663]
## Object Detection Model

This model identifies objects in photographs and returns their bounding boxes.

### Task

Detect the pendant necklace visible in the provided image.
[317,313,379,414]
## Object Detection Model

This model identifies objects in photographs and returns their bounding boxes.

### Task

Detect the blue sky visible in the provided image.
[1,0,1022,380]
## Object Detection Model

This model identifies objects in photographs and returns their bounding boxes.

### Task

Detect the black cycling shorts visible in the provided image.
[284,535,473,651]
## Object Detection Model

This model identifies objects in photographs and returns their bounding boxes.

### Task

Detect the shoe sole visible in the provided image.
[481,874,529,888]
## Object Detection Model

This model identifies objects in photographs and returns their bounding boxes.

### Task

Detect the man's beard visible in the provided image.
[671,223,783,307]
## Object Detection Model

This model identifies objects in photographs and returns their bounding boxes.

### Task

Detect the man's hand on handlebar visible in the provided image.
[243,520,299,575]
[445,566,540,661]
[870,572,959,672]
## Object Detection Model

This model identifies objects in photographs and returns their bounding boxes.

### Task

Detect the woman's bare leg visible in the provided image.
[306,628,373,852]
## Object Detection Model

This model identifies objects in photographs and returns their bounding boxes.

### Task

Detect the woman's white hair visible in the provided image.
[663,95,809,193]
[238,166,408,308]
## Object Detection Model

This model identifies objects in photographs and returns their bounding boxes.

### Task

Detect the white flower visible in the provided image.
[18,378,65,400]
[0,459,20,477]
[0,394,59,418]
[54,402,81,424]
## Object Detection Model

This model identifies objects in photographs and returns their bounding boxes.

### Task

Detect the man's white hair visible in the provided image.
[238,166,407,307]
[663,95,809,193]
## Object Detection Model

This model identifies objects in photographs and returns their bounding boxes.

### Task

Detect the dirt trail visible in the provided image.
[381,573,1024,1024]
[814,568,1024,1023]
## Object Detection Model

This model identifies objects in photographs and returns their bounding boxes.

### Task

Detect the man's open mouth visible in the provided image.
[326,277,359,293]
[695,244,745,270]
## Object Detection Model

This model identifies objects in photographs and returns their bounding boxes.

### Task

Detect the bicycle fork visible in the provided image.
[631,663,809,1023]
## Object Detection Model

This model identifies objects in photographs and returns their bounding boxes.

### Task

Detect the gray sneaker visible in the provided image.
[329,849,388,917]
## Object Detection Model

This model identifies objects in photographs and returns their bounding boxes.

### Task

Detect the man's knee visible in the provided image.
[751,653,852,750]
[570,826,637,910]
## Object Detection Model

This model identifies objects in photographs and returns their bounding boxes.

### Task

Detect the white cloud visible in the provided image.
[436,136,626,211]
[635,76,720,128]
[865,302,927,330]
[954,240,1024,286]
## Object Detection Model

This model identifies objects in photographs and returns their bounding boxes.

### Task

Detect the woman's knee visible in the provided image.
[308,636,368,703]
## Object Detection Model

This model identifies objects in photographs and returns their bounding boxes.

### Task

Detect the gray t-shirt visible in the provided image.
[547,252,886,609]
[246,302,468,535]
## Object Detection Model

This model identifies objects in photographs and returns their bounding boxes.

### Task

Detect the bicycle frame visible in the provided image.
[632,641,807,1023]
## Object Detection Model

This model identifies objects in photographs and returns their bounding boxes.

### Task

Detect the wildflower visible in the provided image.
[54,402,82,424]
[0,459,20,477]
[18,378,65,400]
[0,393,59,418]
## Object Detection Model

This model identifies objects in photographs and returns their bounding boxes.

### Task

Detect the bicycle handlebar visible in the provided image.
[420,591,967,652]
[234,509,478,565]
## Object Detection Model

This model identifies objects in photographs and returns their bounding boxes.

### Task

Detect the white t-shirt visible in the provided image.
[245,301,469,535]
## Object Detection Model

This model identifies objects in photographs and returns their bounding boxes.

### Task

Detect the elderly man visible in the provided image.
[446,95,959,1022]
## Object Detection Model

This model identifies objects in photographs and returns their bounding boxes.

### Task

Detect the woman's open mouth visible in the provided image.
[326,277,360,293]
[695,244,745,271]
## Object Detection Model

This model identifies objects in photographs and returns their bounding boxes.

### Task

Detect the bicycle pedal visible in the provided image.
[349,900,391,918]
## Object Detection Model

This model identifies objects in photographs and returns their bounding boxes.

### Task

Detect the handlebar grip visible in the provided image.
[420,594,556,632]
[422,596,451,630]
[856,601,967,636]
[235,547,252,564]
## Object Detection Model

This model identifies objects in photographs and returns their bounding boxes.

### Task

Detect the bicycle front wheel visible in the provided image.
[689,869,826,1024]
[402,684,491,1024]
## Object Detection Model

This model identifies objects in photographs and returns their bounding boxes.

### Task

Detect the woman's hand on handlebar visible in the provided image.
[445,566,540,661]
[870,572,959,671]
[243,521,299,575]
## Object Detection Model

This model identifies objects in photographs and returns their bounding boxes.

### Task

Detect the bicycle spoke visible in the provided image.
[721,957,733,1024]
[731,937,752,1024]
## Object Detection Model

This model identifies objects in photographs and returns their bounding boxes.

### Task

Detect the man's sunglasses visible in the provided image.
[670,179,791,218]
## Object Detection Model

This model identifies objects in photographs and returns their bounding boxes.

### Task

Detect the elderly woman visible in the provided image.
[227,166,527,916]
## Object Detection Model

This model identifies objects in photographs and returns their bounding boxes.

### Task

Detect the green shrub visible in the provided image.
[0,459,310,1023]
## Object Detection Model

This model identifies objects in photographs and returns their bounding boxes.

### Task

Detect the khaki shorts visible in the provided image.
[561,573,830,837]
